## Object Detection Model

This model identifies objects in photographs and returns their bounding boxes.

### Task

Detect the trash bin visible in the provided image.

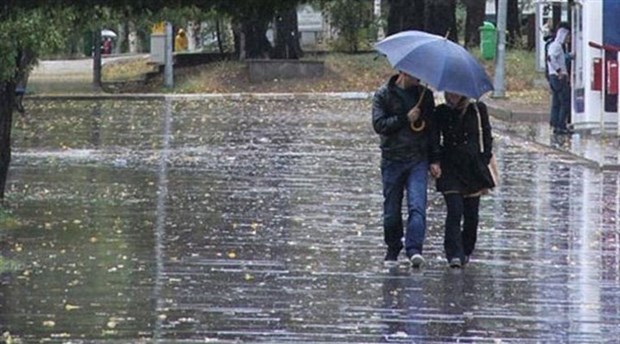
[479,21,496,60]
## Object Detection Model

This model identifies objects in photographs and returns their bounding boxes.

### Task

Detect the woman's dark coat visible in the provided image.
[433,101,495,194]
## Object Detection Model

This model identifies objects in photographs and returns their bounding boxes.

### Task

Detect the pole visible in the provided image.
[92,30,103,92]
[601,52,606,135]
[535,4,544,72]
[493,0,508,98]
[164,22,174,88]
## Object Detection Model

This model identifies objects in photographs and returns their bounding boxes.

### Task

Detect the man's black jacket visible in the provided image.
[372,74,439,163]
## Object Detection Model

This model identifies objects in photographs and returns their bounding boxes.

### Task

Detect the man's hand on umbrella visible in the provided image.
[407,107,421,123]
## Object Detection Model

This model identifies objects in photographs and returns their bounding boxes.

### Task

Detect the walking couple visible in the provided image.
[372,70,496,269]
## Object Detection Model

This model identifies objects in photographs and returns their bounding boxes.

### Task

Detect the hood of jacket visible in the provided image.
[554,27,569,44]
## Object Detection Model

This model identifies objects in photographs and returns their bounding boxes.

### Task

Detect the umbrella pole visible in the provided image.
[414,86,427,108]
[410,87,427,132]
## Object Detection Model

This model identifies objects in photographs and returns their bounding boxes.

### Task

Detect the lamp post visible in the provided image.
[164,22,174,88]
[493,0,508,98]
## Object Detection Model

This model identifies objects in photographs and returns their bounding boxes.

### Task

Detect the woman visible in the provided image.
[433,92,495,268]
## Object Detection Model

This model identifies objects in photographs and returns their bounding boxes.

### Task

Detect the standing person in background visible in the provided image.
[175,28,188,52]
[546,24,572,134]
[432,92,495,268]
[102,37,112,55]
[371,70,441,268]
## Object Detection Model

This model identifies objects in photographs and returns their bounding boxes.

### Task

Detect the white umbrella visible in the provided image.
[101,29,117,38]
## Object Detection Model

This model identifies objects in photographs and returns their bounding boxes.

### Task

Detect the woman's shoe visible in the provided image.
[448,258,462,268]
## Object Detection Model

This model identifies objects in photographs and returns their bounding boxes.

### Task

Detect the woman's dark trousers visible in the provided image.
[443,193,480,263]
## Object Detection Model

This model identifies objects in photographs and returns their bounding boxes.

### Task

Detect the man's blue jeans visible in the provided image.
[549,75,570,131]
[381,159,428,258]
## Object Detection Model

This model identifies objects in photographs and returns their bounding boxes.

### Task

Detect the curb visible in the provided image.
[486,104,620,171]
[25,92,375,101]
[485,103,547,123]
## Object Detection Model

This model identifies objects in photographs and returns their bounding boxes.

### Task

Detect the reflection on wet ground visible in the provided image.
[494,117,620,169]
[1,98,619,342]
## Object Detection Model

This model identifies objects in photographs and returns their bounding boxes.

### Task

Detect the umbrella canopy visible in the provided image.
[375,30,494,99]
[101,29,117,38]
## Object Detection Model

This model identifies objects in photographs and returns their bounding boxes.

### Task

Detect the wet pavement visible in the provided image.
[1,96,619,343]
[485,100,620,170]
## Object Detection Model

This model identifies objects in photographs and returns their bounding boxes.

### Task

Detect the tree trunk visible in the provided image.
[463,0,486,48]
[0,49,36,200]
[424,0,457,42]
[187,22,196,52]
[507,0,521,47]
[526,13,536,50]
[0,83,14,200]
[273,4,303,59]
[92,31,102,91]
[552,3,562,31]
[375,0,385,40]
[115,23,125,54]
[232,22,244,60]
[386,0,424,35]
[128,21,140,53]
[216,19,224,54]
[240,19,272,59]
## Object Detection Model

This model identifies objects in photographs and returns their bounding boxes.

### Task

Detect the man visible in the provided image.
[371,71,441,268]
[546,25,571,134]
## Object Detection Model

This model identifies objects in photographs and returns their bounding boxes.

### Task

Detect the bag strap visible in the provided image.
[474,102,482,153]
[474,102,485,154]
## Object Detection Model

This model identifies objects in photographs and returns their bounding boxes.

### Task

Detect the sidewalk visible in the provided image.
[28,54,148,94]
[5,95,620,342]
[27,55,620,170]
[24,84,620,170]
[485,97,620,170]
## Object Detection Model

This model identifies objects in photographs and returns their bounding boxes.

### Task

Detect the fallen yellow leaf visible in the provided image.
[65,304,81,311]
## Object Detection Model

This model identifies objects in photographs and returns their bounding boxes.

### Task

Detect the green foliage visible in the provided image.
[213,0,297,20]
[0,2,208,81]
[153,5,206,26]
[323,0,374,53]
[0,6,74,81]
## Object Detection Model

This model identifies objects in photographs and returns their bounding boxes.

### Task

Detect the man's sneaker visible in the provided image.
[464,255,470,265]
[449,258,462,268]
[410,254,425,268]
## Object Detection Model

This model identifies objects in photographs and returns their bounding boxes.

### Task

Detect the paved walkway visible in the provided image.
[485,97,620,170]
[1,96,619,342]
[8,59,620,342]
[30,55,147,78]
[24,88,620,169]
[26,55,620,170]
[28,55,148,93]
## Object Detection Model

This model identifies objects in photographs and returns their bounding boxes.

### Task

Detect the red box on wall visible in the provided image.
[592,58,602,91]
[607,60,618,94]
